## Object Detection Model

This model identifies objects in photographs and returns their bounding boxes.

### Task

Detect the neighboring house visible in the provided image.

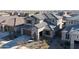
[62,24,79,49]
[0,16,25,36]
[43,12,64,29]
[0,12,10,16]
[63,15,79,27]
[61,11,79,27]
[34,21,55,40]
[32,13,56,40]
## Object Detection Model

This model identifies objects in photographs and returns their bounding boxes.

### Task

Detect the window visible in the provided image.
[77,36,78,38]
[4,26,13,32]
[52,19,54,22]
[71,21,73,24]
[4,26,9,31]
[45,31,50,35]
[68,21,70,24]
[66,33,69,39]
[27,20,32,24]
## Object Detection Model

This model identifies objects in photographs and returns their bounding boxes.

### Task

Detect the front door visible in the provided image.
[39,31,43,37]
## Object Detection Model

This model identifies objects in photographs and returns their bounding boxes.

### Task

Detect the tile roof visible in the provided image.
[45,24,56,31]
[35,22,47,29]
[65,15,79,21]
[1,16,25,26]
[63,24,79,32]
[33,14,46,20]
[68,26,79,34]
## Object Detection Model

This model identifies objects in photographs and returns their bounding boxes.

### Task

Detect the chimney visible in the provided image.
[64,11,68,16]
[63,11,71,17]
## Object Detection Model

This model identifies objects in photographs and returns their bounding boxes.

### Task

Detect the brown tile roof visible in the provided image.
[1,16,25,26]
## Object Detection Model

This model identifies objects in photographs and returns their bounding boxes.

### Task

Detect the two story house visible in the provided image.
[62,24,79,49]
[22,13,55,40]
[0,16,25,38]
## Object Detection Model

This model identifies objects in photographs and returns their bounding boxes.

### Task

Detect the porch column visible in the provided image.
[2,25,5,32]
[31,30,34,39]
[70,39,74,49]
[50,31,54,38]
[37,31,40,40]
[36,29,40,40]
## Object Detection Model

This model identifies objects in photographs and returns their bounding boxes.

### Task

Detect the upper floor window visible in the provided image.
[52,19,54,22]
[26,20,32,24]
[44,30,50,35]
[71,21,73,24]
[77,35,79,38]
[66,33,69,39]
